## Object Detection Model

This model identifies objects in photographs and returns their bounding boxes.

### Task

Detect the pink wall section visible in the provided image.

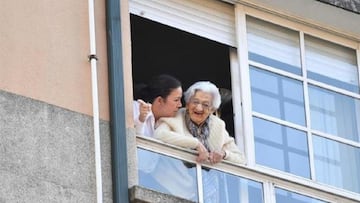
[0,0,110,120]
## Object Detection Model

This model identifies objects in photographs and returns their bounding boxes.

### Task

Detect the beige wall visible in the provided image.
[0,0,110,120]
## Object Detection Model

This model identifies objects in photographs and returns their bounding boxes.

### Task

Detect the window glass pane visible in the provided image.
[313,135,360,194]
[275,188,328,203]
[253,117,310,178]
[247,16,301,75]
[137,148,198,201]
[250,67,306,126]
[202,167,264,203]
[309,85,360,142]
[305,35,359,93]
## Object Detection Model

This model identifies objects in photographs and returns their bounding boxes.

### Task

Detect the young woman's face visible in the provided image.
[186,90,213,125]
[160,87,183,117]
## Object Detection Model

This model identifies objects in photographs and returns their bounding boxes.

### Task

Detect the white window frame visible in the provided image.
[238,2,360,202]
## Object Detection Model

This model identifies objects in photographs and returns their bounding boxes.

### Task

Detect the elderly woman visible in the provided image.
[154,81,245,165]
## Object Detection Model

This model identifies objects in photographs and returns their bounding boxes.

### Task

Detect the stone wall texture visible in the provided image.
[0,90,112,203]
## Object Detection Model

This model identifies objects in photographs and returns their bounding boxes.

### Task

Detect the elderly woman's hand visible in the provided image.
[209,150,225,165]
[195,143,209,163]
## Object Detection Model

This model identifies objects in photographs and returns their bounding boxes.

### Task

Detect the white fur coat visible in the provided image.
[154,108,245,164]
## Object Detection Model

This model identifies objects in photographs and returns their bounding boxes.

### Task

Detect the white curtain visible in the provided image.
[309,86,360,193]
[305,34,358,92]
[246,16,301,73]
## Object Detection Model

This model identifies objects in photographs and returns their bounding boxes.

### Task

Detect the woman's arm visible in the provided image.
[154,121,199,149]
[222,135,246,164]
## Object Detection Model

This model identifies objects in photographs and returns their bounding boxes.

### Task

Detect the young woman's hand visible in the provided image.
[137,99,151,122]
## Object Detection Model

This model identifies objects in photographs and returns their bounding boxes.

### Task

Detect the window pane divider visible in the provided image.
[249,60,304,81]
[357,46,360,90]
[252,111,360,148]
[252,111,308,132]
[311,130,360,148]
[263,181,275,203]
[196,163,204,203]
[300,30,317,182]
[249,59,360,99]
[307,79,360,99]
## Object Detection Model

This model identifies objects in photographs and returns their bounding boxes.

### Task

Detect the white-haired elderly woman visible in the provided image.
[154,81,245,165]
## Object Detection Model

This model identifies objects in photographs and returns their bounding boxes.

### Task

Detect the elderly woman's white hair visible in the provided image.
[184,81,221,110]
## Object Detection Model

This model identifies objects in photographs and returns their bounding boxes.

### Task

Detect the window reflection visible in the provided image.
[137,148,265,203]
[305,35,359,93]
[313,135,360,194]
[137,148,198,201]
[275,188,328,203]
[309,85,360,142]
[250,67,306,126]
[247,16,301,75]
[246,8,360,198]
[253,117,310,178]
[202,167,264,203]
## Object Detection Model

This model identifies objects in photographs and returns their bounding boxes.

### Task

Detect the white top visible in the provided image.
[133,100,155,137]
[133,100,159,177]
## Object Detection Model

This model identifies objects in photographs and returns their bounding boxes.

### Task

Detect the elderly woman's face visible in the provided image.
[186,90,213,125]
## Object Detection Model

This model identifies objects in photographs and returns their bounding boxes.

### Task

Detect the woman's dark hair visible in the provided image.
[134,74,182,103]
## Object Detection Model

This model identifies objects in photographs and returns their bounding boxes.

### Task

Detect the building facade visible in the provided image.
[1,0,359,203]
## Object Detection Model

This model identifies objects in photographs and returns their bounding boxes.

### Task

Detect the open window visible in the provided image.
[130,14,236,137]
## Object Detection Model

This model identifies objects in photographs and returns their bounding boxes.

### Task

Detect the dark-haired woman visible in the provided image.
[133,74,183,137]
[134,75,197,200]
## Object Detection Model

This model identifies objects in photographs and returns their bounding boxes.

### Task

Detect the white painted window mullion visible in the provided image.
[263,181,276,203]
[300,31,316,181]
[234,4,255,167]
[196,163,204,203]
[357,44,360,91]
